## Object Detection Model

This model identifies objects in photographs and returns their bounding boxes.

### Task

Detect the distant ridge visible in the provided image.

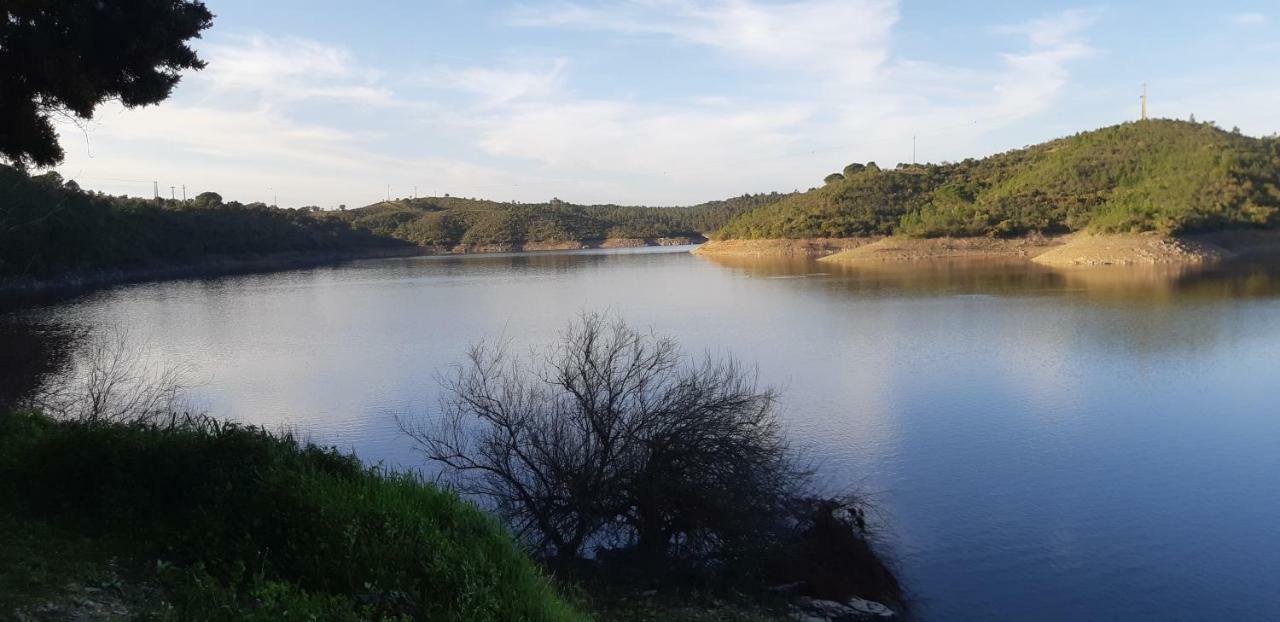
[715,120,1280,240]
[336,193,791,248]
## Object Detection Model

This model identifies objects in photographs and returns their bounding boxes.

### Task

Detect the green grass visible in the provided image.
[0,411,585,621]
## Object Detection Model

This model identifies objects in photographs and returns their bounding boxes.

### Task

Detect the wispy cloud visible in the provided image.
[53,4,1106,206]
[200,35,409,107]
[1230,12,1268,27]
[510,0,899,82]
[435,59,570,106]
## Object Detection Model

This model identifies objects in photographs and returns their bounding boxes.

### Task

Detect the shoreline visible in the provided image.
[694,231,1280,266]
[0,236,704,306]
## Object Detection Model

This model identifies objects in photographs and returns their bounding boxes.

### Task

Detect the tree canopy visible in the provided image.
[0,0,214,167]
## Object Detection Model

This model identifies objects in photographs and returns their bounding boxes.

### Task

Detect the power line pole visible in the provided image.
[182,185,186,201]
[153,181,158,199]
[912,135,917,165]
[170,185,175,200]
[1140,84,1148,121]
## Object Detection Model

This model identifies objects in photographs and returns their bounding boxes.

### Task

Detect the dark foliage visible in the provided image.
[0,165,406,279]
[403,314,901,606]
[0,318,82,412]
[0,1,213,167]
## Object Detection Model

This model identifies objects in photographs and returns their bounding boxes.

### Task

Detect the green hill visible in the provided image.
[335,193,790,247]
[716,120,1280,240]
[0,166,406,281]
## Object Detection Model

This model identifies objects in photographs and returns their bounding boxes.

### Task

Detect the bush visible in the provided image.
[0,412,584,622]
[402,313,902,606]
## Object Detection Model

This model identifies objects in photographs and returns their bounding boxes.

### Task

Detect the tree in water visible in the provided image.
[0,1,214,167]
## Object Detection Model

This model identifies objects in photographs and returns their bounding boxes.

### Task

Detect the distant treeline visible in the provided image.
[331,193,790,247]
[0,166,404,280]
[717,120,1280,239]
[0,164,789,280]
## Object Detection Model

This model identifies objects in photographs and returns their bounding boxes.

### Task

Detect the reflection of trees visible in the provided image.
[695,253,1280,356]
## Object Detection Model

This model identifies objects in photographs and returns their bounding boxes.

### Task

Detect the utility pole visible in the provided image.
[153,181,159,199]
[170,185,175,200]
[182,185,186,201]
[1140,84,1148,121]
[386,184,391,201]
[273,195,278,208]
[912,135,917,165]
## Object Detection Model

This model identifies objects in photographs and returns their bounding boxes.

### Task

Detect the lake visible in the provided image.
[28,246,1280,621]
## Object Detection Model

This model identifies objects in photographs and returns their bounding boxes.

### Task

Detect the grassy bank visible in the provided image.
[0,411,585,621]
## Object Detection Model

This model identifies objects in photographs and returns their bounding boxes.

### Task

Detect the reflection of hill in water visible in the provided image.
[696,254,1280,357]
[696,254,1280,305]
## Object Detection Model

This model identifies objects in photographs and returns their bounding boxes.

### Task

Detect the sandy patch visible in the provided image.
[1030,233,1232,266]
[819,235,1061,263]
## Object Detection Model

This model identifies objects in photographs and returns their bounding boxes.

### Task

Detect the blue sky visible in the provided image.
[52,0,1280,208]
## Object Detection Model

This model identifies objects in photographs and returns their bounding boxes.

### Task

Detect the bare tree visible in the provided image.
[30,325,188,424]
[401,312,809,570]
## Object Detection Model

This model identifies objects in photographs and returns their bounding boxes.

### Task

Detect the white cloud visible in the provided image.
[1230,12,1268,26]
[478,5,1098,196]
[200,35,407,107]
[51,4,1104,206]
[439,59,569,106]
[511,0,899,82]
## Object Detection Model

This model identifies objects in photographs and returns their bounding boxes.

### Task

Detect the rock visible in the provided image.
[846,596,896,618]
[793,595,896,621]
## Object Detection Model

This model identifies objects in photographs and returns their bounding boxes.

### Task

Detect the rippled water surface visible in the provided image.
[31,246,1280,621]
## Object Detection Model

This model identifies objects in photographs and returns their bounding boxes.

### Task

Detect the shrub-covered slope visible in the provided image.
[336,193,790,247]
[717,120,1280,239]
[0,166,406,280]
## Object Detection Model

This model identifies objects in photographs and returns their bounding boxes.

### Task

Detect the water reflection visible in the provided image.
[697,253,1280,303]
[23,246,1280,622]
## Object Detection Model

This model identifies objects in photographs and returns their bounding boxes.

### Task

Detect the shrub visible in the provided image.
[0,412,584,622]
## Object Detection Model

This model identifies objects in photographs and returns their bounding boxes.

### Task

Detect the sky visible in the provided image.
[49,0,1280,208]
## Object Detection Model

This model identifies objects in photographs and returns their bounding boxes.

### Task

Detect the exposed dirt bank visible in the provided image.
[819,235,1062,263]
[692,238,876,257]
[1030,233,1232,266]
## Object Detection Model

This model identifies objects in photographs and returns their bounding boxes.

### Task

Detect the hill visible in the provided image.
[715,120,1280,240]
[0,166,408,283]
[334,193,789,248]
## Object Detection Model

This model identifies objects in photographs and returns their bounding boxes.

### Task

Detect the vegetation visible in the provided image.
[334,193,790,248]
[0,166,407,280]
[0,410,585,621]
[0,0,213,167]
[402,314,903,609]
[717,120,1280,240]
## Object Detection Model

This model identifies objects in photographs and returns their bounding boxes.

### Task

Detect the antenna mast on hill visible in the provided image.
[1140,84,1148,121]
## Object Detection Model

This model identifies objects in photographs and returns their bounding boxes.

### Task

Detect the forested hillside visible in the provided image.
[0,166,406,280]
[334,193,789,247]
[717,120,1280,239]
[1,162,788,282]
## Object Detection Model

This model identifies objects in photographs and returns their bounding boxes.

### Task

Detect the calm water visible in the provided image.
[29,246,1280,621]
